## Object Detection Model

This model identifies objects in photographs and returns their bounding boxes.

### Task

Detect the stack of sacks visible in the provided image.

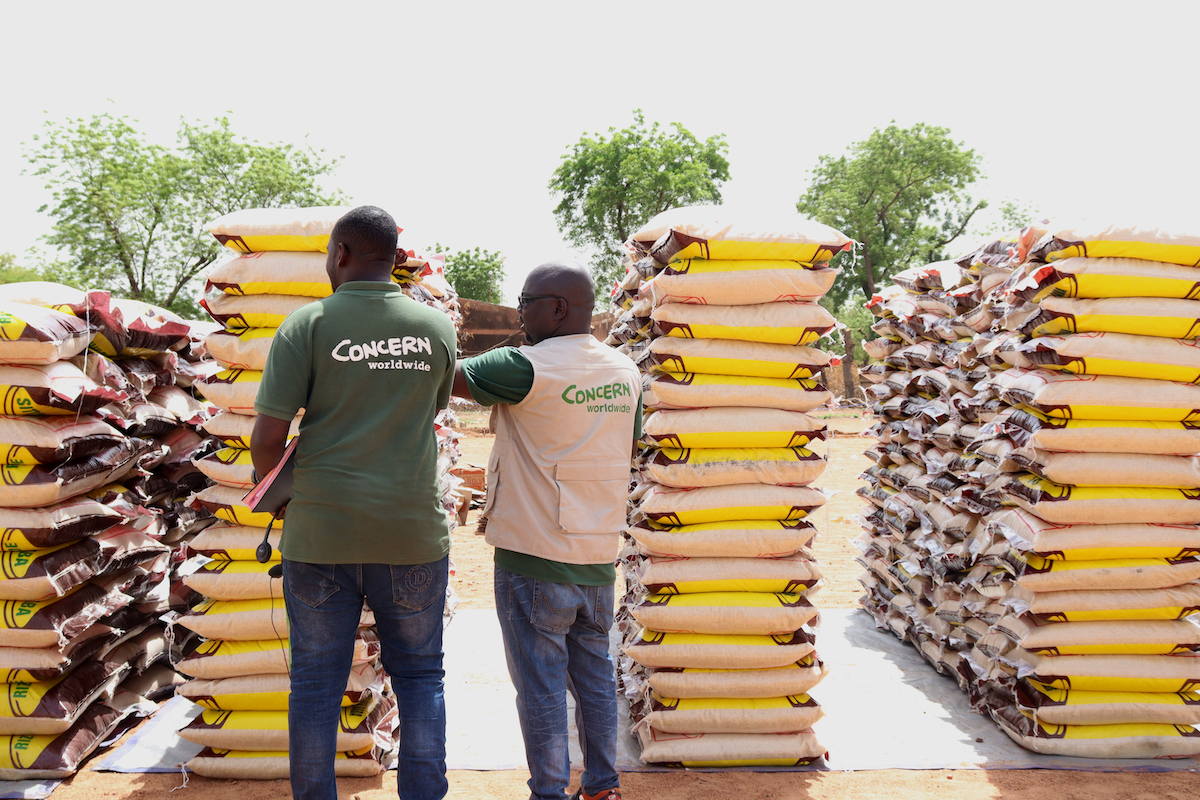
[613,207,851,768]
[857,221,1200,758]
[178,207,462,779]
[0,288,186,780]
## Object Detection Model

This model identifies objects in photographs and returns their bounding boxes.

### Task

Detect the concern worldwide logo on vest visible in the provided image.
[561,381,633,414]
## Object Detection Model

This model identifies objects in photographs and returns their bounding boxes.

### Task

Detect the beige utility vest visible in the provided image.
[484,334,640,565]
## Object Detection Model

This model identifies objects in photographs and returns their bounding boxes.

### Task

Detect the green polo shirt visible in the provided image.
[462,345,641,586]
[255,281,456,565]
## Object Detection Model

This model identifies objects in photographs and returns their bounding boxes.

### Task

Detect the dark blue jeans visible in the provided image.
[283,558,449,800]
[494,566,620,800]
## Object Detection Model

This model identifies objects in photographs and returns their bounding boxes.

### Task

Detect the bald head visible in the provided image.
[524,261,596,307]
[518,260,596,343]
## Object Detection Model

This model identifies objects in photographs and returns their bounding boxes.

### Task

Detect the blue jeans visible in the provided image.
[283,558,449,800]
[494,566,620,800]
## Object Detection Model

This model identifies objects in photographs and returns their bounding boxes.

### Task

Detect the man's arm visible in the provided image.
[451,363,474,401]
[251,414,293,480]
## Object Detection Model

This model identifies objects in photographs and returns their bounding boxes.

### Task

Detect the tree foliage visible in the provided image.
[0,253,45,285]
[797,122,984,308]
[24,114,344,317]
[429,244,506,304]
[549,110,730,287]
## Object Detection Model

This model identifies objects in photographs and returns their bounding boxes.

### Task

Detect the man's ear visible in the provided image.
[333,241,348,270]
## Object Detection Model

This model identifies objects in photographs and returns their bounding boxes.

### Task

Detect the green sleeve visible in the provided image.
[437,318,456,411]
[255,319,311,420]
[461,347,534,406]
[634,392,643,440]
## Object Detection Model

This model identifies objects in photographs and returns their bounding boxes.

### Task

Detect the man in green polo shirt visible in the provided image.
[251,206,456,800]
[453,260,640,800]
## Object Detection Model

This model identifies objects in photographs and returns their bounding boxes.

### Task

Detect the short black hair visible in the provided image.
[331,206,398,258]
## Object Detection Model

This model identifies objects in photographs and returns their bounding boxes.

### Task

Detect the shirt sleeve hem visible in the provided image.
[254,404,300,421]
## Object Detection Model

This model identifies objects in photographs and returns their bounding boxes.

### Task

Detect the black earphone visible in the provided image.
[257,514,285,579]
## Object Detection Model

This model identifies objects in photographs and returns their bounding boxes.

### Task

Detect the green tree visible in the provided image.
[797,122,985,308]
[24,114,344,317]
[0,253,45,284]
[428,244,506,304]
[549,110,730,287]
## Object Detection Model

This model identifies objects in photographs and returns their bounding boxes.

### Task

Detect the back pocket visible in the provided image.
[555,460,629,534]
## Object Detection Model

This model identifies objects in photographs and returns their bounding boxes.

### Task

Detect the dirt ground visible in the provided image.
[45,415,1200,799]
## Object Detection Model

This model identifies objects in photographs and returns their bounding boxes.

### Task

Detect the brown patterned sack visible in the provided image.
[635,725,825,766]
[643,692,823,734]
[646,656,827,699]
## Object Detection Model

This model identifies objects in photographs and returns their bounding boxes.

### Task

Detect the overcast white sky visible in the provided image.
[3,1,1198,305]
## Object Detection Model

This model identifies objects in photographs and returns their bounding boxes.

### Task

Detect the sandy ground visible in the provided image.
[46,416,1200,799]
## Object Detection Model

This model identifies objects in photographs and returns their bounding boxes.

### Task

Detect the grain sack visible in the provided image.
[642,262,838,306]
[863,337,901,360]
[194,447,254,490]
[180,694,395,751]
[634,484,826,526]
[176,633,380,679]
[1005,474,1200,525]
[0,525,167,601]
[647,656,827,699]
[1011,257,1200,303]
[1002,408,1200,455]
[0,702,126,780]
[651,301,835,346]
[1014,683,1200,727]
[1011,449,1200,488]
[1016,651,1200,693]
[0,302,92,365]
[189,485,277,528]
[1018,297,1200,339]
[630,206,853,265]
[178,662,381,711]
[0,623,121,683]
[635,725,824,767]
[0,581,132,648]
[989,509,1200,561]
[626,519,817,559]
[147,386,209,427]
[189,524,282,562]
[1011,552,1200,592]
[644,692,822,735]
[640,338,830,380]
[643,373,830,413]
[197,369,263,415]
[631,592,818,635]
[203,327,275,371]
[625,627,817,669]
[635,554,821,595]
[988,615,1200,656]
[1004,583,1200,622]
[1020,333,1200,384]
[188,745,386,779]
[642,446,825,488]
[0,660,126,735]
[0,440,137,508]
[991,704,1200,758]
[200,294,318,331]
[205,251,332,298]
[0,283,128,357]
[641,408,827,450]
[0,362,127,416]
[201,410,300,449]
[1031,220,1200,267]
[0,415,126,466]
[178,597,374,641]
[990,367,1200,421]
[184,559,281,601]
[109,299,191,355]
[206,206,353,253]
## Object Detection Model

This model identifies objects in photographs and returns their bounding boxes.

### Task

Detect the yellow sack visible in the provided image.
[0,660,124,735]
[176,633,380,680]
[178,662,381,711]
[1012,257,1200,303]
[987,615,1200,656]
[647,656,827,699]
[200,294,318,331]
[204,328,276,372]
[1011,551,1200,593]
[626,519,817,559]
[643,373,830,413]
[641,408,826,450]
[0,703,125,781]
[1018,296,1200,339]
[635,725,824,767]
[1003,407,1200,455]
[642,446,825,488]
[641,337,830,380]
[1011,448,1200,488]
[205,252,332,298]
[187,745,386,779]
[631,592,818,636]
[634,554,821,595]
[1022,333,1200,384]
[1032,220,1200,267]
[629,206,853,265]
[1018,651,1200,693]
[0,415,126,467]
[624,627,816,669]
[195,447,255,491]
[988,508,1200,561]
[190,484,277,528]
[642,261,838,306]
[1005,473,1200,525]
[197,369,263,416]
[206,206,352,253]
[1004,582,1200,623]
[633,483,826,526]
[1014,683,1200,727]
[0,302,92,365]
[652,301,835,346]
[0,362,126,417]
[201,410,299,449]
[991,368,1200,421]
[992,704,1200,758]
[179,694,395,752]
[645,692,823,735]
[184,559,282,601]
[189,524,281,562]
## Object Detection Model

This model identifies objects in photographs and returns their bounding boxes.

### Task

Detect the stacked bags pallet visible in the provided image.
[857,220,1200,758]
[609,206,851,767]
[175,207,463,780]
[0,284,217,780]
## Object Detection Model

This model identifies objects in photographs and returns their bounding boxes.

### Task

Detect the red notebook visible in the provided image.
[242,437,299,516]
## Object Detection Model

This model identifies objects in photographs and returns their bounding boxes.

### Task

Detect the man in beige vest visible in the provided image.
[453,261,640,800]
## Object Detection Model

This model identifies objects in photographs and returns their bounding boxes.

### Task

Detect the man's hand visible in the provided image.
[250,414,294,483]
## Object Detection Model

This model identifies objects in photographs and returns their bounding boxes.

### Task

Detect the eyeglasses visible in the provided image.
[516,294,564,309]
